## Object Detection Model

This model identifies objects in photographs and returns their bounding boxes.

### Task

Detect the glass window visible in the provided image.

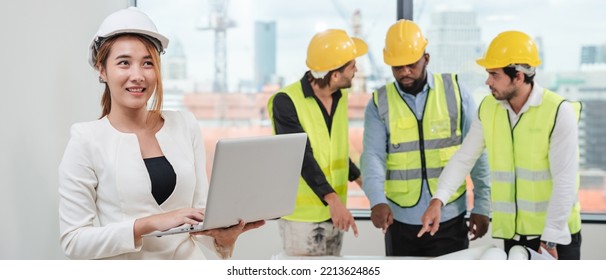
[138,0,606,213]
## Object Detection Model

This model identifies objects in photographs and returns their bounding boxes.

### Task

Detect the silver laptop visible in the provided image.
[144,133,306,237]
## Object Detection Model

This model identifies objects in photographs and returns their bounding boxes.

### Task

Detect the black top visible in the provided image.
[144,156,176,205]
[271,73,361,205]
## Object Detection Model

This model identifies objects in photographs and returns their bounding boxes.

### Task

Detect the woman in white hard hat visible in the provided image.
[58,7,263,260]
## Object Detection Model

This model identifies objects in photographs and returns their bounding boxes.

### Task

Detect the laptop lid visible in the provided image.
[144,132,306,237]
[202,132,306,230]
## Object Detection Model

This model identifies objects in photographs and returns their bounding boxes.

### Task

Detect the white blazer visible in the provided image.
[59,111,215,259]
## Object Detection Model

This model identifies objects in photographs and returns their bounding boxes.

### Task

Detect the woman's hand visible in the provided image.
[134,208,205,240]
[192,220,265,259]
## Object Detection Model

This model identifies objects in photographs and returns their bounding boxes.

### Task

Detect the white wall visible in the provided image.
[0,0,130,259]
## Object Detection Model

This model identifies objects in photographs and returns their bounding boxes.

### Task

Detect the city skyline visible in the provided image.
[138,0,606,92]
[141,0,606,213]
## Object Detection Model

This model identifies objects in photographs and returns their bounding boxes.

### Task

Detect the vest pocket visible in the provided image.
[439,145,459,165]
[430,118,451,138]
[392,117,417,143]
[396,117,416,130]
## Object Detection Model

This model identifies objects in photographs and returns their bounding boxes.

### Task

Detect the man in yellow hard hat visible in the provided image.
[360,19,491,257]
[419,30,582,259]
[267,29,366,256]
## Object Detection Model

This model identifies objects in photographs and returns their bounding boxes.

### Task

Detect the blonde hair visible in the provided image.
[95,34,164,120]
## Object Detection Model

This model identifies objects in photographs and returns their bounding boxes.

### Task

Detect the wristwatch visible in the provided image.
[544,241,557,250]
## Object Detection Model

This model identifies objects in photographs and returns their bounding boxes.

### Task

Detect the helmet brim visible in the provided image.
[88,29,169,68]
[352,37,368,57]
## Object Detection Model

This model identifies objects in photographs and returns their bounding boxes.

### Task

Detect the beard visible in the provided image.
[342,80,353,89]
[398,78,425,94]
[396,64,427,95]
[490,86,516,101]
[337,73,354,89]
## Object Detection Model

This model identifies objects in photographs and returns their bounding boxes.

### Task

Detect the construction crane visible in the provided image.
[198,0,235,93]
[330,0,386,91]
[351,10,366,93]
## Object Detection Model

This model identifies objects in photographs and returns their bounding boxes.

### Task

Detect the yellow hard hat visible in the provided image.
[476,30,542,69]
[306,29,368,73]
[383,20,427,66]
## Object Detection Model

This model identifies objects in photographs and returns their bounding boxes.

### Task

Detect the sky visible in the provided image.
[137,0,606,92]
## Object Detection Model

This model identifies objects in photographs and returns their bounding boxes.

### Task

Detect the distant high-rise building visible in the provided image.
[254,21,277,91]
[581,46,598,64]
[164,38,187,80]
[350,9,366,93]
[580,44,606,65]
[534,36,545,71]
[162,38,188,111]
[553,70,606,171]
[571,47,606,169]
[426,10,482,74]
[580,96,606,170]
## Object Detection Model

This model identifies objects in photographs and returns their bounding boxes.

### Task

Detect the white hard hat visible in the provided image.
[88,7,169,68]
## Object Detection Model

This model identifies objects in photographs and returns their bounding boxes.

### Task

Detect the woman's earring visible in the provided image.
[98,76,106,83]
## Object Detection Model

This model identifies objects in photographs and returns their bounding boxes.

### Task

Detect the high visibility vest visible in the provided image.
[374,73,465,207]
[479,89,582,239]
[267,81,349,222]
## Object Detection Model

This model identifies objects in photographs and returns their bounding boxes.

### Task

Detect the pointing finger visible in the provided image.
[417,223,430,238]
[430,222,439,236]
[351,220,359,237]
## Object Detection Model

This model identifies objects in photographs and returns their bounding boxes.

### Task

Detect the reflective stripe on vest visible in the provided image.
[374,73,465,207]
[267,81,349,222]
[479,89,582,239]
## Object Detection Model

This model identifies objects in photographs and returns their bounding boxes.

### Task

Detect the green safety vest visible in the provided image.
[267,81,349,222]
[374,73,466,207]
[479,89,582,239]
